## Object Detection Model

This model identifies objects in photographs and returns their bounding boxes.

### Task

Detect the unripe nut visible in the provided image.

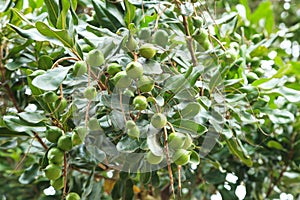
[47,147,64,165]
[57,135,73,151]
[44,164,62,180]
[138,75,154,93]
[45,126,63,143]
[112,71,132,88]
[173,149,191,165]
[66,192,81,200]
[146,151,163,165]
[84,87,97,100]
[133,95,148,110]
[139,43,157,59]
[86,49,104,67]
[126,61,143,79]
[73,61,87,77]
[107,63,122,76]
[151,113,167,129]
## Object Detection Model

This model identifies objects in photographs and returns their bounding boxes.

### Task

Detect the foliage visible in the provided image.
[0,0,300,200]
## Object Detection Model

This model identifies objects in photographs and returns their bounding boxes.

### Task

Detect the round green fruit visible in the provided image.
[50,176,64,190]
[126,120,136,129]
[66,192,81,200]
[126,35,138,51]
[84,87,97,100]
[44,164,62,180]
[151,113,167,129]
[138,75,154,93]
[126,61,143,79]
[55,97,67,113]
[73,61,87,77]
[133,95,148,110]
[72,132,83,146]
[45,126,63,143]
[43,91,58,103]
[86,49,104,67]
[107,63,122,76]
[127,126,140,139]
[139,28,151,40]
[168,132,186,150]
[139,43,157,59]
[173,149,191,165]
[153,30,168,47]
[146,151,163,165]
[47,147,64,165]
[182,133,193,149]
[112,71,132,88]
[57,135,73,151]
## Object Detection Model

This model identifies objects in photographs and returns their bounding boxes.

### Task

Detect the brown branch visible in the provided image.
[266,136,295,197]
[178,165,182,197]
[70,166,117,181]
[163,126,175,198]
[51,56,80,69]
[32,131,48,150]
[62,152,68,199]
[0,45,22,112]
[174,1,198,67]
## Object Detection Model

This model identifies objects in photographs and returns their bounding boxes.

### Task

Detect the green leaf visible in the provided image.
[3,116,46,133]
[0,127,29,137]
[116,136,140,153]
[251,0,274,34]
[8,24,64,47]
[18,112,46,124]
[44,0,59,27]
[10,8,34,26]
[124,0,136,26]
[18,163,39,184]
[32,66,71,91]
[225,137,253,167]
[189,150,200,165]
[181,102,201,119]
[267,140,284,151]
[172,119,207,137]
[35,21,74,48]
[56,0,70,29]
[267,87,300,103]
[143,60,163,75]
[38,55,53,70]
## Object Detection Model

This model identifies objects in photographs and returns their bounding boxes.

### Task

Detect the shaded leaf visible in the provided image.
[36,21,74,48]
[4,116,45,133]
[32,66,71,91]
[19,163,39,184]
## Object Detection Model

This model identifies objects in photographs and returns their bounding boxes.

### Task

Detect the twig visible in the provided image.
[163,126,175,198]
[265,136,295,197]
[62,153,68,199]
[209,34,226,51]
[167,121,175,133]
[174,1,198,67]
[32,131,48,150]
[178,165,182,197]
[0,45,22,112]
[85,101,91,128]
[51,56,79,69]
[70,166,117,181]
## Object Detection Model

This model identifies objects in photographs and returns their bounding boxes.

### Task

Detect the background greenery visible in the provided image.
[0,0,300,199]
